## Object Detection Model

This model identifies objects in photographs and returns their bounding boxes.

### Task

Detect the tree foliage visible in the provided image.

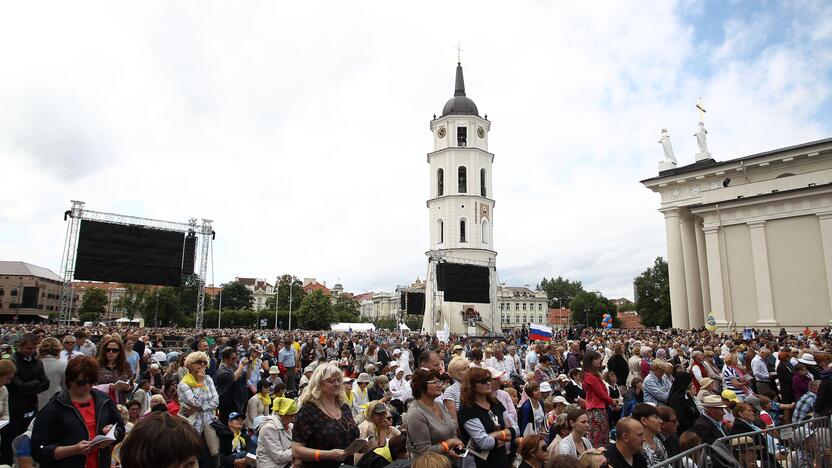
[78,287,108,320]
[276,274,305,311]
[140,287,188,327]
[634,257,671,328]
[332,295,361,323]
[569,291,620,328]
[297,289,334,329]
[115,284,152,320]
[219,282,254,311]
[539,276,584,309]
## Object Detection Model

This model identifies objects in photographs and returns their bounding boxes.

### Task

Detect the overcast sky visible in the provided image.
[1,1,831,301]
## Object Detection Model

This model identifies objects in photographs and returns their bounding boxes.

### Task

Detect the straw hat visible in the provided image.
[356,373,372,384]
[702,395,727,408]
[699,377,715,389]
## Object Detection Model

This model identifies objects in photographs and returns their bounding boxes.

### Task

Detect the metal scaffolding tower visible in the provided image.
[58,201,215,328]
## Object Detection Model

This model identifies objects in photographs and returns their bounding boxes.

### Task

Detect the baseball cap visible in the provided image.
[228,412,245,422]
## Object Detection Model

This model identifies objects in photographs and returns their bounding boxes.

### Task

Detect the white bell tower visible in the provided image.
[423,62,498,336]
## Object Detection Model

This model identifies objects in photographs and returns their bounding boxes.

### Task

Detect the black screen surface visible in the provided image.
[406,292,425,315]
[436,262,490,303]
[74,220,186,286]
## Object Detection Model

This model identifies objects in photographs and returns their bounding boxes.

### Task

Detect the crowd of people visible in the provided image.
[0,323,830,468]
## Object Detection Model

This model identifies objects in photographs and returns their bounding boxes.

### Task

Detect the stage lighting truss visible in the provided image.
[58,200,215,329]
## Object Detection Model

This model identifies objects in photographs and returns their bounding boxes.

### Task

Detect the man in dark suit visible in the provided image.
[377,341,391,371]
[692,395,728,444]
[2,333,49,464]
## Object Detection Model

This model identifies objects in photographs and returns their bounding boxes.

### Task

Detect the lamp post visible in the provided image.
[154,290,159,327]
[218,285,223,329]
[288,277,293,331]
[274,276,279,330]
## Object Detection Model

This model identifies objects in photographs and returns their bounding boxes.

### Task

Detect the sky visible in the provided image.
[1,1,831,301]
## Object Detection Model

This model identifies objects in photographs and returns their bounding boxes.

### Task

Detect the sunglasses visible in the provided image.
[74,379,90,386]
[106,348,120,353]
[474,379,491,385]
[194,360,208,366]
[426,380,441,385]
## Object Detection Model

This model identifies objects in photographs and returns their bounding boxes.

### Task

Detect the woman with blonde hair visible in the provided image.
[176,350,219,463]
[578,448,608,468]
[441,356,470,421]
[37,336,67,410]
[0,359,15,424]
[413,451,452,468]
[358,400,401,450]
[722,354,752,400]
[292,362,360,467]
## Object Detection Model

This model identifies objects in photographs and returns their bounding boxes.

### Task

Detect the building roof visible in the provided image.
[617,311,645,329]
[302,281,330,295]
[354,292,374,302]
[441,63,479,117]
[642,136,832,183]
[0,261,62,282]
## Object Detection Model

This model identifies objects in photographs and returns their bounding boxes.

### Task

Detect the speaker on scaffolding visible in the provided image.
[436,262,490,303]
[406,292,425,315]
[74,220,188,287]
[182,231,197,276]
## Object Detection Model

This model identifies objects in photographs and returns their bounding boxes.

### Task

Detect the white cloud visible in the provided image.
[0,1,830,302]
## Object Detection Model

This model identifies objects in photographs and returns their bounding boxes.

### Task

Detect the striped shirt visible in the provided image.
[722,365,747,398]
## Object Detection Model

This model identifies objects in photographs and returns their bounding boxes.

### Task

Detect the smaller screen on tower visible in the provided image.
[436,262,490,303]
[406,292,426,315]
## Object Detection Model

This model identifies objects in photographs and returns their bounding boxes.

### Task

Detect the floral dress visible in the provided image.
[293,402,359,468]
[642,436,668,466]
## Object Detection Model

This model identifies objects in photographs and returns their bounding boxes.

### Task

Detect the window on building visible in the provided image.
[515,303,519,311]
[482,220,490,244]
[457,126,467,147]
[458,166,467,193]
[480,169,487,197]
[437,219,444,244]
[10,288,17,297]
[0,288,4,296]
[538,304,543,311]
[459,219,466,243]
[437,168,444,196]
[522,303,527,310]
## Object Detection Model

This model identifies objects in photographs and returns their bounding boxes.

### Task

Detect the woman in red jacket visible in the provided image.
[581,350,615,449]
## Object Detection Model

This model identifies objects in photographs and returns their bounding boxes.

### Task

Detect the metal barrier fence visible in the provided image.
[650,416,832,468]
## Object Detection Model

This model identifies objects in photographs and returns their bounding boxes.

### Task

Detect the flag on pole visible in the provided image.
[705,311,717,332]
[529,323,552,341]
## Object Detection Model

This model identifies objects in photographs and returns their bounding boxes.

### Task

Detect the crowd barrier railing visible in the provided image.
[650,416,832,468]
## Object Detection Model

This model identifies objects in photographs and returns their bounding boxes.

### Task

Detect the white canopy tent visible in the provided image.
[330,322,375,332]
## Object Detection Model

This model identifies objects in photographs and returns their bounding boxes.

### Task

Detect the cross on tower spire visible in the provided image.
[696,97,707,124]
[456,41,463,64]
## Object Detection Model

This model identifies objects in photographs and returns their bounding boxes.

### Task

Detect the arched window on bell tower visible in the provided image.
[459,219,467,243]
[480,169,487,197]
[482,219,490,244]
[458,166,467,193]
[437,168,444,196]
[437,219,444,244]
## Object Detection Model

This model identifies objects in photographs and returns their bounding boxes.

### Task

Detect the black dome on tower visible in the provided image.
[441,62,479,117]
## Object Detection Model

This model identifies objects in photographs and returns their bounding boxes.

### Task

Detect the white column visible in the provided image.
[817,212,832,325]
[703,226,728,327]
[748,221,777,326]
[663,208,689,329]
[695,220,712,315]
[681,215,705,329]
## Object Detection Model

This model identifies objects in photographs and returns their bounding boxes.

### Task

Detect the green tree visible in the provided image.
[297,289,334,330]
[539,276,584,309]
[332,295,361,323]
[274,274,305,311]
[141,287,184,326]
[570,291,620,328]
[178,275,202,318]
[78,287,108,321]
[634,257,671,328]
[220,282,254,310]
[115,284,151,320]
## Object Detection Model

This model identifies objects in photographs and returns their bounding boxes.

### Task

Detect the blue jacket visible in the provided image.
[518,398,540,436]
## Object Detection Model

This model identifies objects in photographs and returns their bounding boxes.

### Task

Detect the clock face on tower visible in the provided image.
[437,127,446,138]
[477,126,485,138]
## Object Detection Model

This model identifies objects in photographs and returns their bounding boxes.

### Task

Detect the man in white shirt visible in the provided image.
[751,348,776,395]
[508,346,523,374]
[59,335,81,362]
[489,347,515,375]
[525,345,540,373]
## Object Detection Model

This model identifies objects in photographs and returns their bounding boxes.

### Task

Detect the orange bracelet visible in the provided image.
[441,441,450,452]
[315,450,320,461]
